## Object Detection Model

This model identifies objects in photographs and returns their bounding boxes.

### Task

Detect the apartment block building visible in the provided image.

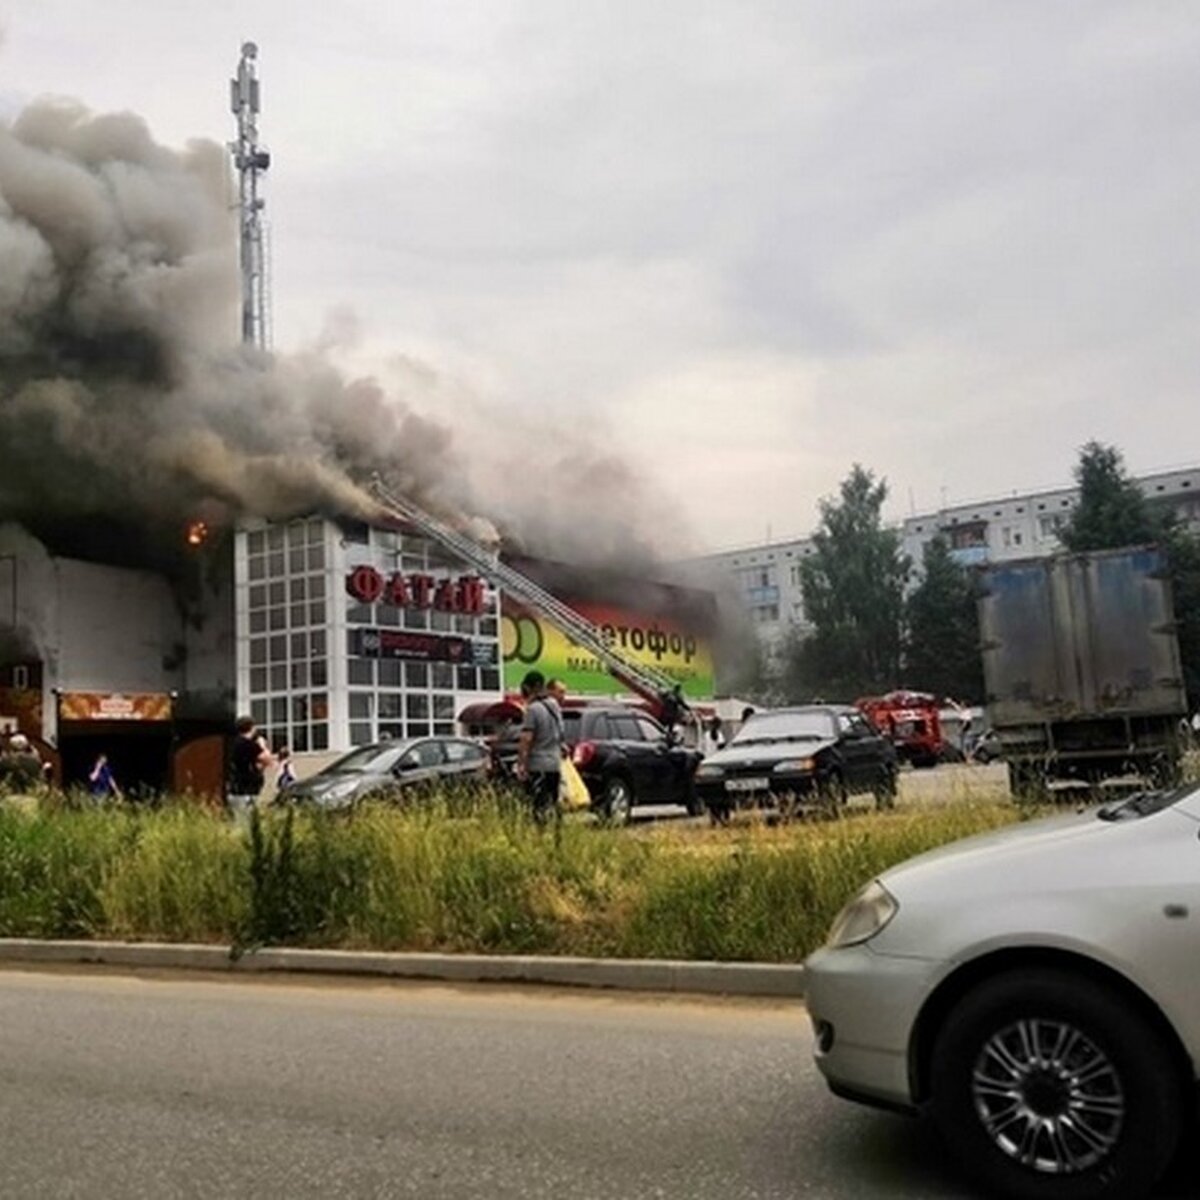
[680,465,1200,654]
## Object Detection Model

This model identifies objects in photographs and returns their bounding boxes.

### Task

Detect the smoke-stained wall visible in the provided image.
[54,559,180,695]
[180,542,236,721]
[0,522,233,742]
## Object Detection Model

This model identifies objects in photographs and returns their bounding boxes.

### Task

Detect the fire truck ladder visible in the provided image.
[370,479,683,706]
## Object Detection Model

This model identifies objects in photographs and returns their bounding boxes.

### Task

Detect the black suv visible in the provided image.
[694,705,898,821]
[493,704,704,825]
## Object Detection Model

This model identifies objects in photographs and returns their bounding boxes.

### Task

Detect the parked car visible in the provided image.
[492,704,704,824]
[282,736,489,810]
[805,785,1200,1199]
[694,705,898,821]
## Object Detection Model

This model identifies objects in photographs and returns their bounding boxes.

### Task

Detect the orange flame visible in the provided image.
[186,520,209,547]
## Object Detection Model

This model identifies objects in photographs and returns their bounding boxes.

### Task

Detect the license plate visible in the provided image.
[725,777,769,792]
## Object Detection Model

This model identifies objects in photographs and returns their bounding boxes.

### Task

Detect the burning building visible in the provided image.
[0,502,717,796]
[0,522,236,793]
[0,75,716,795]
[231,515,717,763]
[234,516,503,759]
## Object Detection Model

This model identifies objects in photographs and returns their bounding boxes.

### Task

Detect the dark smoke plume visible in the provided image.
[0,99,397,564]
[0,95,690,576]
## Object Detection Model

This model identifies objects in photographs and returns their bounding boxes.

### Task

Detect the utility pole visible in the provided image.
[230,42,271,350]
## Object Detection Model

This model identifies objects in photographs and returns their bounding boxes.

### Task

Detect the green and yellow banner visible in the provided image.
[501,600,714,700]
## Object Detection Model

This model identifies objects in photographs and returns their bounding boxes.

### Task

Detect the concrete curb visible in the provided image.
[0,939,806,998]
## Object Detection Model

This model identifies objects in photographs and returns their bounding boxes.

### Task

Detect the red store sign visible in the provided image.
[346,567,488,615]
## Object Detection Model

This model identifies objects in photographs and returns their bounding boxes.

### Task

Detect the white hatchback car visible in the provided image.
[805,787,1200,1200]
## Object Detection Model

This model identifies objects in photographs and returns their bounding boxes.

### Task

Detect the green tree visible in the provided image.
[1059,442,1159,552]
[904,536,984,703]
[1061,441,1200,707]
[790,465,909,701]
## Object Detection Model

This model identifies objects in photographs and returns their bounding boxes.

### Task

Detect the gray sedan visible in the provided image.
[282,737,489,810]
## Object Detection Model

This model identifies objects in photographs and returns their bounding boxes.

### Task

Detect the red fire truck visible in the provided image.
[856,691,945,768]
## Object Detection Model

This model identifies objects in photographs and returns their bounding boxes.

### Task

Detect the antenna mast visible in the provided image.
[230,41,271,350]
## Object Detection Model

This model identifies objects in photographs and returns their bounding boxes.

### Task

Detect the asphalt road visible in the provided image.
[1,969,1194,1199]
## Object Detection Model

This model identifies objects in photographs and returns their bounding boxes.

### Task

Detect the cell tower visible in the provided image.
[230,41,271,350]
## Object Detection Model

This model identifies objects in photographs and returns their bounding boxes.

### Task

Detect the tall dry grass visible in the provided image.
[0,789,1027,961]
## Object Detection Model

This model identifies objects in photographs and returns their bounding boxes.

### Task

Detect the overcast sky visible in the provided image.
[2,1,1197,554]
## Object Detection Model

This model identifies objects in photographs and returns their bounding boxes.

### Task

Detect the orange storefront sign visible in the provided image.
[59,691,173,722]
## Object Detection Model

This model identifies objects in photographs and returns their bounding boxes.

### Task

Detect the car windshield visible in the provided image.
[320,742,413,775]
[733,711,835,745]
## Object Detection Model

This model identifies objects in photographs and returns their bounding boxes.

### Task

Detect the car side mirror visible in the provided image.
[394,758,417,774]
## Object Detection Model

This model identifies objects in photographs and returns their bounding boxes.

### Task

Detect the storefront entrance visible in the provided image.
[56,691,175,798]
[58,721,173,797]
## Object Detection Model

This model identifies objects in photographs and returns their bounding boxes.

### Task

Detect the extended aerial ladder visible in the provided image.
[369,479,690,724]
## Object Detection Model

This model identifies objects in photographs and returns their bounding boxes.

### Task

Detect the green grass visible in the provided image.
[0,789,1027,962]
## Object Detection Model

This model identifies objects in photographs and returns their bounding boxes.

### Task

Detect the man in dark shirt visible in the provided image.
[228,716,273,817]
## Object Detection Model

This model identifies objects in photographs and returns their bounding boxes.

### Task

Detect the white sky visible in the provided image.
[3,1,1198,554]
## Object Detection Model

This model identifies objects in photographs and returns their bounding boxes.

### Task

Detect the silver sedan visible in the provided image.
[805,786,1200,1200]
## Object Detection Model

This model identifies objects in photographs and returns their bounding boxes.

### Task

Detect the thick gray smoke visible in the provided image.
[0,98,408,562]
[0,96,682,573]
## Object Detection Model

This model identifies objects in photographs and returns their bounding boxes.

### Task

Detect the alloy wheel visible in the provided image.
[971,1018,1125,1175]
[604,778,632,825]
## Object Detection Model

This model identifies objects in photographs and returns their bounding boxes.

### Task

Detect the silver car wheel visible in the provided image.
[971,1018,1125,1175]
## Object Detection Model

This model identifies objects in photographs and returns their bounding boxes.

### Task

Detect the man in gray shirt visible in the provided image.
[515,670,564,823]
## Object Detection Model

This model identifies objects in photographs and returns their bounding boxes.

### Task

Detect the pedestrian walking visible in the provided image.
[515,670,564,825]
[546,677,568,712]
[275,745,296,796]
[88,753,122,802]
[228,716,274,817]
